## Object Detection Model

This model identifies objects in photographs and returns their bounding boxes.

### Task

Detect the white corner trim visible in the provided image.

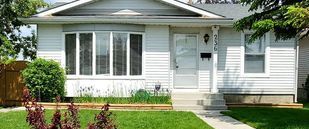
[211,25,220,93]
[35,0,93,17]
[34,0,223,18]
[161,0,223,18]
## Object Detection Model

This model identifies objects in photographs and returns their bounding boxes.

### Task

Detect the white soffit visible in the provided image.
[35,0,224,18]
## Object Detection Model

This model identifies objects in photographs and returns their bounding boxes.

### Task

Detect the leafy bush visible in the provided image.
[132,89,151,103]
[22,58,65,102]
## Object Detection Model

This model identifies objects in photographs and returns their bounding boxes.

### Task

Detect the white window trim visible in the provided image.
[240,31,270,77]
[63,31,145,79]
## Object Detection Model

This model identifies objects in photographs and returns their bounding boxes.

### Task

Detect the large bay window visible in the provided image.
[65,32,143,76]
[79,33,93,75]
[130,34,143,75]
[65,34,76,75]
[113,33,127,75]
[96,32,110,75]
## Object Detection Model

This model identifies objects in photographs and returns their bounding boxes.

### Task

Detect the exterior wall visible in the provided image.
[37,24,297,100]
[37,24,63,63]
[56,0,197,16]
[37,24,171,97]
[298,37,309,100]
[218,27,296,96]
[144,25,171,91]
[169,27,212,91]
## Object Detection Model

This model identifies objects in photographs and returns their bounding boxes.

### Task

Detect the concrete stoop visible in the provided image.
[172,92,227,110]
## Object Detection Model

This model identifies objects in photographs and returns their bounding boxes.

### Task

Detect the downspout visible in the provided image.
[294,37,299,103]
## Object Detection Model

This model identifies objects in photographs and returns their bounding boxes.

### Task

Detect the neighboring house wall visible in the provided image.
[298,37,309,100]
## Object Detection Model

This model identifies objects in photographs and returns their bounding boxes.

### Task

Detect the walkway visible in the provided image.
[193,110,255,129]
[0,107,24,113]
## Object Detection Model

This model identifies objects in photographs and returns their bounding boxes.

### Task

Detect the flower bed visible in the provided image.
[37,102,173,110]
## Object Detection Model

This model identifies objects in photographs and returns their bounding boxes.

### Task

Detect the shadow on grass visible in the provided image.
[222,107,309,129]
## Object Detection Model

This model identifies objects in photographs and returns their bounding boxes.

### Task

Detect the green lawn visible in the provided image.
[0,110,213,129]
[222,104,309,129]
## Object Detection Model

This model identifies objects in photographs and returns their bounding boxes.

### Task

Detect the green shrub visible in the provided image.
[22,58,65,102]
[132,89,151,103]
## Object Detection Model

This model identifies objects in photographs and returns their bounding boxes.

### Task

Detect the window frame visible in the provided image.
[62,31,145,79]
[240,31,270,77]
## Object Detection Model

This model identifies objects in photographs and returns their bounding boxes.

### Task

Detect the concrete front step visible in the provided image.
[172,99,226,106]
[172,92,227,110]
[173,105,227,110]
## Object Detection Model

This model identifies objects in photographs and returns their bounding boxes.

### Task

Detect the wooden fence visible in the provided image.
[0,61,28,106]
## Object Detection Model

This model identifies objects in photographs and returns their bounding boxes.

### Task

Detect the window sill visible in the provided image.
[67,75,146,80]
[240,73,270,78]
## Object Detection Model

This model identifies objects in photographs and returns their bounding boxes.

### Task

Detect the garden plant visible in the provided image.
[22,58,66,102]
[23,88,117,129]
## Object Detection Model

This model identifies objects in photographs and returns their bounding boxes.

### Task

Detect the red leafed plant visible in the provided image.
[23,87,48,129]
[88,104,117,129]
[23,88,117,129]
[61,102,81,129]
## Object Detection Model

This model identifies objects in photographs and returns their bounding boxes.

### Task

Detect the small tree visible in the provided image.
[22,58,66,102]
[0,0,48,64]
[234,0,308,42]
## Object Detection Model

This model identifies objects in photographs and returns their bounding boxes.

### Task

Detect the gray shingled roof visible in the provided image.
[46,2,256,20]
[194,4,257,20]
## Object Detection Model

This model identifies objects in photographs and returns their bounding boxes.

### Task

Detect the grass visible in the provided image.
[0,110,212,129]
[72,96,171,104]
[222,104,309,129]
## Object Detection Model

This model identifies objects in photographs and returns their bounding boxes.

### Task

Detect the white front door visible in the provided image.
[174,34,198,89]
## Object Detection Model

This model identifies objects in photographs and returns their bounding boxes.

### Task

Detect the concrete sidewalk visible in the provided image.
[193,110,255,129]
[0,107,25,113]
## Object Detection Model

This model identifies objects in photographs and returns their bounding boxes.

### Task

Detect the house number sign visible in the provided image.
[213,34,218,51]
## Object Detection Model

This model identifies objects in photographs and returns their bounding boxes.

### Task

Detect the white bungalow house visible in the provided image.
[23,0,298,109]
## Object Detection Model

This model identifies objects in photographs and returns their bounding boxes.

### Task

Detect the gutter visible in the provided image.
[20,17,235,26]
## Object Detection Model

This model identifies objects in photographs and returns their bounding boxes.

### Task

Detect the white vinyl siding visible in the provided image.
[145,25,171,90]
[298,38,309,88]
[218,28,296,94]
[298,37,309,99]
[37,24,297,96]
[37,24,63,63]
